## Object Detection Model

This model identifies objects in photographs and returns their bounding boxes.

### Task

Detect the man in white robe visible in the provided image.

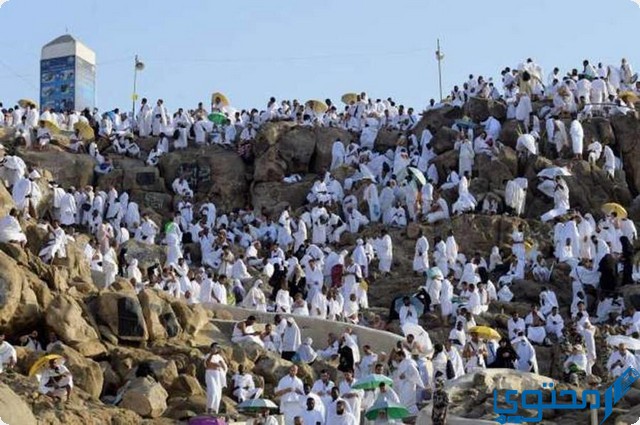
[339,371,363,424]
[363,180,381,222]
[59,190,77,227]
[399,297,419,326]
[570,115,584,160]
[275,365,305,425]
[607,343,638,378]
[393,350,424,415]
[231,364,262,402]
[204,343,228,415]
[541,176,570,222]
[524,305,547,344]
[413,232,430,274]
[375,231,393,274]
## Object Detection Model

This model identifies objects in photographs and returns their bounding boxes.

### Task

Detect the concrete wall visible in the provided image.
[207,304,404,354]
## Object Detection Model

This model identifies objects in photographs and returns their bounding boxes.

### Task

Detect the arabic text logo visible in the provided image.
[492,367,640,424]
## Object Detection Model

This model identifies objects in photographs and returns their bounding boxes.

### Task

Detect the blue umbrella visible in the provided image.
[394,296,424,317]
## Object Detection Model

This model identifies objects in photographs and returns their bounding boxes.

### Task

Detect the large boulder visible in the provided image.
[464,97,507,122]
[610,114,640,196]
[253,121,297,156]
[251,177,314,217]
[414,105,464,133]
[18,149,95,188]
[44,294,104,357]
[119,239,166,274]
[94,291,149,342]
[0,250,43,334]
[0,382,38,424]
[374,129,402,152]
[120,376,168,418]
[158,146,248,212]
[254,146,287,183]
[138,289,182,341]
[277,127,317,173]
[312,127,352,172]
[430,127,459,155]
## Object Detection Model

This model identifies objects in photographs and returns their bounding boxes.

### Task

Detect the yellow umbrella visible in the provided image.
[524,241,533,254]
[305,100,328,114]
[18,99,38,108]
[28,354,63,377]
[620,91,639,106]
[469,326,502,340]
[74,121,95,140]
[211,92,230,107]
[341,93,358,105]
[39,119,60,134]
[602,202,628,219]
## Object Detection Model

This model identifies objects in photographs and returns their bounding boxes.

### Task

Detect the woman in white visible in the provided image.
[102,242,119,288]
[243,280,267,312]
[452,173,477,215]
[126,259,143,285]
[0,209,27,245]
[205,343,228,415]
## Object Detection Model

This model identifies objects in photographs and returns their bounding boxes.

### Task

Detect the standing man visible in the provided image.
[275,365,305,425]
[204,343,228,415]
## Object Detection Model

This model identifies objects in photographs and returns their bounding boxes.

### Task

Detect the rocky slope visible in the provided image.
[1,101,640,424]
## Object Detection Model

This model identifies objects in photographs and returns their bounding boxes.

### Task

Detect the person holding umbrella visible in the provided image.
[38,357,73,402]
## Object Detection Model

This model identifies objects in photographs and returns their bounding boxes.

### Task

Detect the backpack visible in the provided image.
[446,359,455,379]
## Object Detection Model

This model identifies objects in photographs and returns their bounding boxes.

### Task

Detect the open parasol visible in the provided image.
[305,100,328,114]
[28,354,63,377]
[73,121,95,140]
[341,93,358,105]
[211,92,230,107]
[365,400,411,421]
[18,99,37,108]
[601,202,627,219]
[469,326,502,340]
[208,112,228,125]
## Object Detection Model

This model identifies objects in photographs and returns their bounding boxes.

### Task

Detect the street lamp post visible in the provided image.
[436,39,445,102]
[132,55,145,120]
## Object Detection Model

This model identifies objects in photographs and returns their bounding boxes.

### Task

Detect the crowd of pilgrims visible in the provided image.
[1,56,640,424]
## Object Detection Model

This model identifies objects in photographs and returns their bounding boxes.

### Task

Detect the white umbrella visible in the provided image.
[537,166,571,179]
[607,335,640,351]
[401,323,433,353]
[537,180,556,198]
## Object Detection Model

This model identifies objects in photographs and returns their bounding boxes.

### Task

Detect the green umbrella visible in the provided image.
[352,374,394,390]
[364,400,410,421]
[237,398,279,412]
[208,112,227,125]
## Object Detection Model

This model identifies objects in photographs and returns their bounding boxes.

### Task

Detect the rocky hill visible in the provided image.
[1,99,640,424]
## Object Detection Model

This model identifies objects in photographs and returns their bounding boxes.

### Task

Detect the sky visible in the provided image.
[0,0,637,113]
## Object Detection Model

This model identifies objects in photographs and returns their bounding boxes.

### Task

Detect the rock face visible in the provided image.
[610,114,640,196]
[18,149,96,189]
[94,291,149,342]
[0,250,43,335]
[120,376,168,418]
[251,177,315,216]
[158,146,248,211]
[0,382,38,425]
[45,294,104,356]
[138,289,182,341]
